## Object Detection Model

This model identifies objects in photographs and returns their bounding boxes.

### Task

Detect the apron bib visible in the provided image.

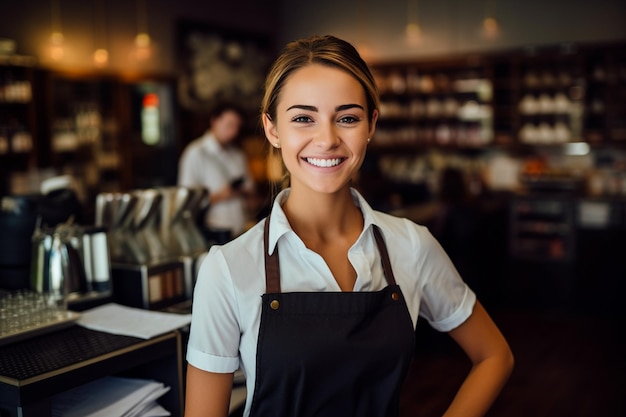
[248,217,415,417]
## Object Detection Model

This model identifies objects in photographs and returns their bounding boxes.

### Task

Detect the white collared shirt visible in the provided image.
[187,188,475,416]
[178,132,252,235]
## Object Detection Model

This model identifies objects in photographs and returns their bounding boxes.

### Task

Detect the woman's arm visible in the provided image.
[184,364,234,417]
[443,301,514,417]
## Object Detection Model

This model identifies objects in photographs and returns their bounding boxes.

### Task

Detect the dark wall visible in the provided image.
[0,0,279,74]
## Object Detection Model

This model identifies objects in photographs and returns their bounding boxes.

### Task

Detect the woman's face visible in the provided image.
[212,110,242,145]
[263,64,377,195]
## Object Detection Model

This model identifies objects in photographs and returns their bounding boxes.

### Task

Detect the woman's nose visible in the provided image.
[312,122,340,148]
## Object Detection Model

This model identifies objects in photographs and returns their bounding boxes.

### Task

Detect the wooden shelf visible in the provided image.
[370,40,626,150]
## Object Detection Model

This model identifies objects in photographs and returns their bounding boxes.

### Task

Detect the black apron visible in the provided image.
[248,217,415,417]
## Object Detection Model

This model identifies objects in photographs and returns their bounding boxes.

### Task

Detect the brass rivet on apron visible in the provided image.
[391,292,399,301]
[270,299,280,310]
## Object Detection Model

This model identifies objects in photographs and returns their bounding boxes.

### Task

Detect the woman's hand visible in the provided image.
[209,184,237,204]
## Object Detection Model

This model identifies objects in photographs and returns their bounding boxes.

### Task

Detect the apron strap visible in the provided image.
[372,224,397,286]
[264,216,282,293]
[263,216,397,293]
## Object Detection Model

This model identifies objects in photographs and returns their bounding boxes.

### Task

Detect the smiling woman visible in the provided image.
[184,35,513,417]
[262,63,375,197]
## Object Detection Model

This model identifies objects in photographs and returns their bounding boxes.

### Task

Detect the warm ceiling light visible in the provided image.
[134,33,152,61]
[135,32,151,48]
[482,16,499,39]
[49,0,64,61]
[50,31,64,45]
[482,0,500,39]
[133,0,152,60]
[49,31,65,60]
[405,0,421,46]
[405,23,422,46]
[92,0,109,66]
[93,48,109,66]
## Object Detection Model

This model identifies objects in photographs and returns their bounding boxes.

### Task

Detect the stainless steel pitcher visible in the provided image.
[30,219,93,309]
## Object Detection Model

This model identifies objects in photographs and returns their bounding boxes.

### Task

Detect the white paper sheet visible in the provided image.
[51,376,171,417]
[77,303,191,339]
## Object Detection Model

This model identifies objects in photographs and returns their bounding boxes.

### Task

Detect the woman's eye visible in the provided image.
[292,115,313,123]
[338,115,359,124]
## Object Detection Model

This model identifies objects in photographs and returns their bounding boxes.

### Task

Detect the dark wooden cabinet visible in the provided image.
[40,72,123,194]
[0,71,181,222]
[587,43,626,143]
[0,326,184,417]
[39,71,180,195]
[2,67,179,206]
[0,57,38,195]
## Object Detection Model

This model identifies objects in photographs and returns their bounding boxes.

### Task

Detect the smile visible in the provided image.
[305,157,344,168]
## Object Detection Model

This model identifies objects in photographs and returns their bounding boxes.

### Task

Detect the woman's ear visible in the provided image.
[262,113,279,145]
[368,109,379,139]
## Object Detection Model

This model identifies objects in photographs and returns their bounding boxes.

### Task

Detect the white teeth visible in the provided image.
[306,157,342,167]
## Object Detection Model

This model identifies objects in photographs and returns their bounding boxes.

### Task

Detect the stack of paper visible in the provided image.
[77,303,192,339]
[51,376,171,417]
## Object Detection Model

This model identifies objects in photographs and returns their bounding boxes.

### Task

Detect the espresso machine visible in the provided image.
[1,186,113,312]
[158,186,209,300]
[95,187,209,310]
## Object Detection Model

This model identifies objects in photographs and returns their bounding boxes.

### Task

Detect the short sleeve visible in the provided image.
[186,246,241,373]
[412,224,476,332]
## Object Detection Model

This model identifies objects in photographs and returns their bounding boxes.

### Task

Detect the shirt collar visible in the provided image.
[266,187,381,255]
[200,132,221,154]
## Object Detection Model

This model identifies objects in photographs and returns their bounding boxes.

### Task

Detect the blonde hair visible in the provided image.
[261,35,379,125]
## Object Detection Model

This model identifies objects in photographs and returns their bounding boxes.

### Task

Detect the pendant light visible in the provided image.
[405,0,421,46]
[482,0,500,39]
[134,0,152,60]
[93,0,109,66]
[49,0,64,61]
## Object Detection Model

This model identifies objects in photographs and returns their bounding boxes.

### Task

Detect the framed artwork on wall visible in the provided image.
[176,20,274,135]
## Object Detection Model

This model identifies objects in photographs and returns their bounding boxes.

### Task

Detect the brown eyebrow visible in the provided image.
[287,104,317,112]
[286,104,365,112]
[337,103,364,111]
